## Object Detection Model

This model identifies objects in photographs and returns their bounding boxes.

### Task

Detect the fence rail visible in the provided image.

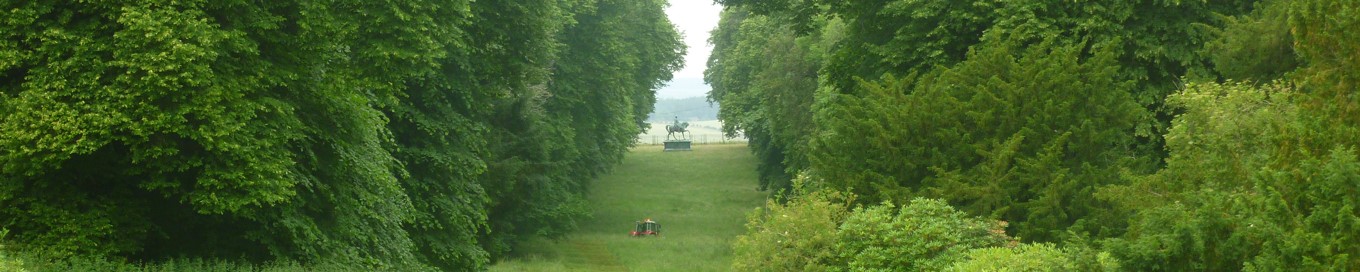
[637,134,747,145]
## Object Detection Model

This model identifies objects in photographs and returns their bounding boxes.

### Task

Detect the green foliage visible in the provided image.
[712,0,1260,198]
[711,0,1360,270]
[1095,4,1360,270]
[986,0,1253,101]
[731,184,1013,272]
[705,7,841,194]
[1,0,320,258]
[820,0,995,93]
[1289,0,1360,136]
[1102,82,1360,271]
[384,0,568,269]
[950,244,1071,272]
[0,256,20,271]
[1206,0,1299,82]
[834,198,1013,272]
[948,243,1120,272]
[0,0,682,270]
[811,36,1144,241]
[1244,148,1360,271]
[1,229,24,272]
[1098,82,1282,271]
[732,187,849,272]
[479,0,684,261]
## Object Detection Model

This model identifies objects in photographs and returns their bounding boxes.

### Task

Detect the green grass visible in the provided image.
[490,143,765,272]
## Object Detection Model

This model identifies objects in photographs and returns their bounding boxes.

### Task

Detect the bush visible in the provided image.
[1,229,26,272]
[833,198,1013,272]
[1102,81,1360,271]
[948,243,1120,272]
[733,175,1017,272]
[731,188,849,272]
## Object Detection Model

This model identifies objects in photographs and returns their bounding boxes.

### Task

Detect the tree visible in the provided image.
[480,0,683,260]
[811,37,1144,241]
[1101,82,1360,271]
[0,0,683,270]
[712,0,1259,200]
[1205,0,1299,83]
[706,7,840,194]
[1096,1,1360,267]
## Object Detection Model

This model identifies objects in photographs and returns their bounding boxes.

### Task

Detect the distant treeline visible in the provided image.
[709,0,1360,270]
[0,0,683,271]
[648,96,720,122]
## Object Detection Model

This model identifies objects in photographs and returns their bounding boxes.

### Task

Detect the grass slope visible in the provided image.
[490,144,764,272]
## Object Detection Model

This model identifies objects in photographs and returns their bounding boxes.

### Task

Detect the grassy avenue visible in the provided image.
[491,144,764,271]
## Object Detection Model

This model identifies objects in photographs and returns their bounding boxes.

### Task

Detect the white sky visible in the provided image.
[657,0,722,99]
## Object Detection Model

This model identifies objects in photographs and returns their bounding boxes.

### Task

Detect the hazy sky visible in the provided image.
[657,0,722,99]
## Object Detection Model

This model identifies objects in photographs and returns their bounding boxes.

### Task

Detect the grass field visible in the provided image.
[489,143,764,272]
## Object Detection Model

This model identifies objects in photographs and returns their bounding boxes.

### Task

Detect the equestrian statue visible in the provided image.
[666,116,689,141]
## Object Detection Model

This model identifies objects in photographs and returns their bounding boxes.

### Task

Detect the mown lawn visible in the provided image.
[490,143,765,272]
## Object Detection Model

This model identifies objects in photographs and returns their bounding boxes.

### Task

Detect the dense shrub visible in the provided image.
[1,229,25,272]
[948,243,1120,272]
[1101,81,1360,271]
[732,181,1013,271]
[811,36,1144,241]
[731,187,848,271]
[833,198,1012,271]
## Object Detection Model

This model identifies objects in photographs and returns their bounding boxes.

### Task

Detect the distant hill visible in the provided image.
[648,96,719,122]
[656,77,710,99]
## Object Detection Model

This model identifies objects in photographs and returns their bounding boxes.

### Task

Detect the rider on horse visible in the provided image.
[666,116,689,141]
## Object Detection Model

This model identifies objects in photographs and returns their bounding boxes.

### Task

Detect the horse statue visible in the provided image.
[666,121,690,141]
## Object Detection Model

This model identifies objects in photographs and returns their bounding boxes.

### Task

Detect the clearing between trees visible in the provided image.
[490,143,764,271]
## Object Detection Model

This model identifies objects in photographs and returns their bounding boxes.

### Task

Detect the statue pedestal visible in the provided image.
[663,140,692,152]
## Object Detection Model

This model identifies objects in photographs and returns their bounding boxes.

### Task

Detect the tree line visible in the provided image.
[648,96,720,122]
[0,0,683,271]
[708,0,1359,270]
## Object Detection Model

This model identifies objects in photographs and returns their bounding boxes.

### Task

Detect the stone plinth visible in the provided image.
[663,140,692,151]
